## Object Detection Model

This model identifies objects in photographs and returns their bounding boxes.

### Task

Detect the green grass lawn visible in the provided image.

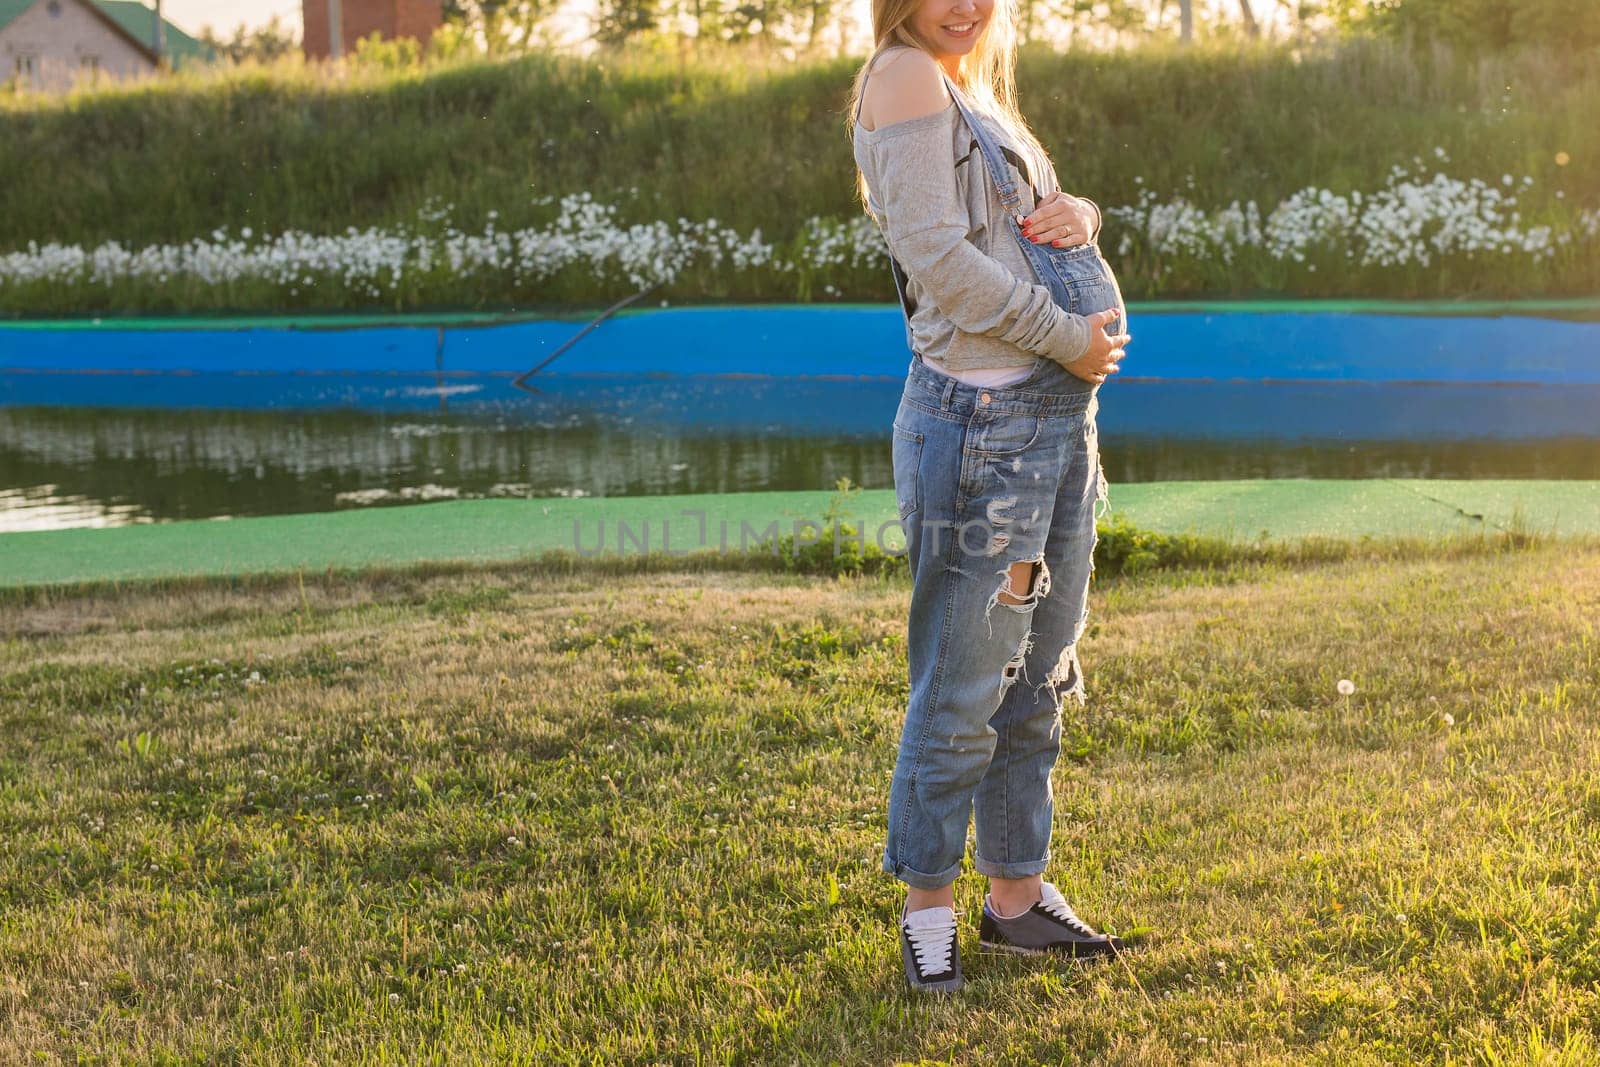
[2,536,1598,1062]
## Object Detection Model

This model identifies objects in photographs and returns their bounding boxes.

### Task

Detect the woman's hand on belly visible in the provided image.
[1058,307,1131,384]
[1019,191,1099,248]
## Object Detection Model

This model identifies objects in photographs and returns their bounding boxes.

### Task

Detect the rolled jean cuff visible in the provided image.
[972,852,1050,879]
[882,852,963,890]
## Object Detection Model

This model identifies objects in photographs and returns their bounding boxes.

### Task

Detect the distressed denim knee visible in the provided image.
[883,352,1106,890]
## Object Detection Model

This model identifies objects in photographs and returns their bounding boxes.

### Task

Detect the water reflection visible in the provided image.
[2,372,1596,532]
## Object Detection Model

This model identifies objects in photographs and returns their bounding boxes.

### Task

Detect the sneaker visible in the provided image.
[899,901,963,993]
[978,881,1126,960]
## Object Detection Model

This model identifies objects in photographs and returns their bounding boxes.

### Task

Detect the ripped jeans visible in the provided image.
[884,351,1109,889]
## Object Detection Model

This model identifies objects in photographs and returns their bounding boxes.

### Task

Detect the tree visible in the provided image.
[197,14,300,63]
[664,0,736,46]
[1238,0,1260,36]
[595,0,662,46]
[800,0,845,50]
[1364,0,1600,53]
[1047,0,1161,50]
[440,0,563,55]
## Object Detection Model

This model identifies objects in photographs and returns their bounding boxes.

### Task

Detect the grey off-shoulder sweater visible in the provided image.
[852,73,1093,374]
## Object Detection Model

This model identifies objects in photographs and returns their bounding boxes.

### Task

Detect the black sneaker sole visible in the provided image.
[976,936,1118,960]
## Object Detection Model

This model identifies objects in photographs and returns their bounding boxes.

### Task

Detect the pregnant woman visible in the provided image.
[848,2,1135,993]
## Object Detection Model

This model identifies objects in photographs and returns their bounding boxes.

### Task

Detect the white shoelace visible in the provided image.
[905,917,955,974]
[1038,893,1098,938]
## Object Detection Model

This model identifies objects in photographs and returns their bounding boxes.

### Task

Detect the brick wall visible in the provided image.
[302,0,442,60]
[393,0,444,48]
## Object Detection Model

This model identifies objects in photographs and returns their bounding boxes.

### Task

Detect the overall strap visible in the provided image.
[938,71,1030,220]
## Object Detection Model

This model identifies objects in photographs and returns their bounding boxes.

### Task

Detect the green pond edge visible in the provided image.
[3,480,1597,590]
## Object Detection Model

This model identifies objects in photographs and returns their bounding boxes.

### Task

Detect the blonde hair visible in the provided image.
[845,0,1051,221]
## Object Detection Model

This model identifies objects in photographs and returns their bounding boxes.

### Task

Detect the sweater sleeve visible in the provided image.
[1076,196,1103,241]
[866,108,1091,368]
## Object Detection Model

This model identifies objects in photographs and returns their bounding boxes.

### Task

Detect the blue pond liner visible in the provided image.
[4,370,1598,443]
[4,304,1599,384]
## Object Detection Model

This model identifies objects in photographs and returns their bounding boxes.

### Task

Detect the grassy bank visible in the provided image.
[1,34,1597,314]
[2,535,1598,1060]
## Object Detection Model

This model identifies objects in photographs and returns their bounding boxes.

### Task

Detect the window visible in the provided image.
[82,54,101,70]
[15,54,36,76]
[48,0,62,15]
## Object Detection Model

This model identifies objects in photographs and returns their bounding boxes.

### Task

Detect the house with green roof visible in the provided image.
[1,0,215,92]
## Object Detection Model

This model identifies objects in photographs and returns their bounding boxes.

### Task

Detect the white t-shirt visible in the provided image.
[922,358,1035,388]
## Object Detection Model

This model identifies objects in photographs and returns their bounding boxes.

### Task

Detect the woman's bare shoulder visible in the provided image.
[868,43,922,73]
[860,47,952,132]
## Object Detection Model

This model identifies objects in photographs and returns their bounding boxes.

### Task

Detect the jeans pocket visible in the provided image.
[964,409,1044,457]
[1046,247,1119,317]
[892,422,924,520]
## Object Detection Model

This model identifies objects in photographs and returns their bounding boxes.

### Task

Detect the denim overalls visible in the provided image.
[879,69,1128,890]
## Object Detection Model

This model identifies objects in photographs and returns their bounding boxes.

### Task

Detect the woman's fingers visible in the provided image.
[1086,309,1124,374]
[1026,223,1083,246]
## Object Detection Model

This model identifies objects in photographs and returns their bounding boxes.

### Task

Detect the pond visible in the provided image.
[2,305,1597,532]
[3,373,1598,533]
